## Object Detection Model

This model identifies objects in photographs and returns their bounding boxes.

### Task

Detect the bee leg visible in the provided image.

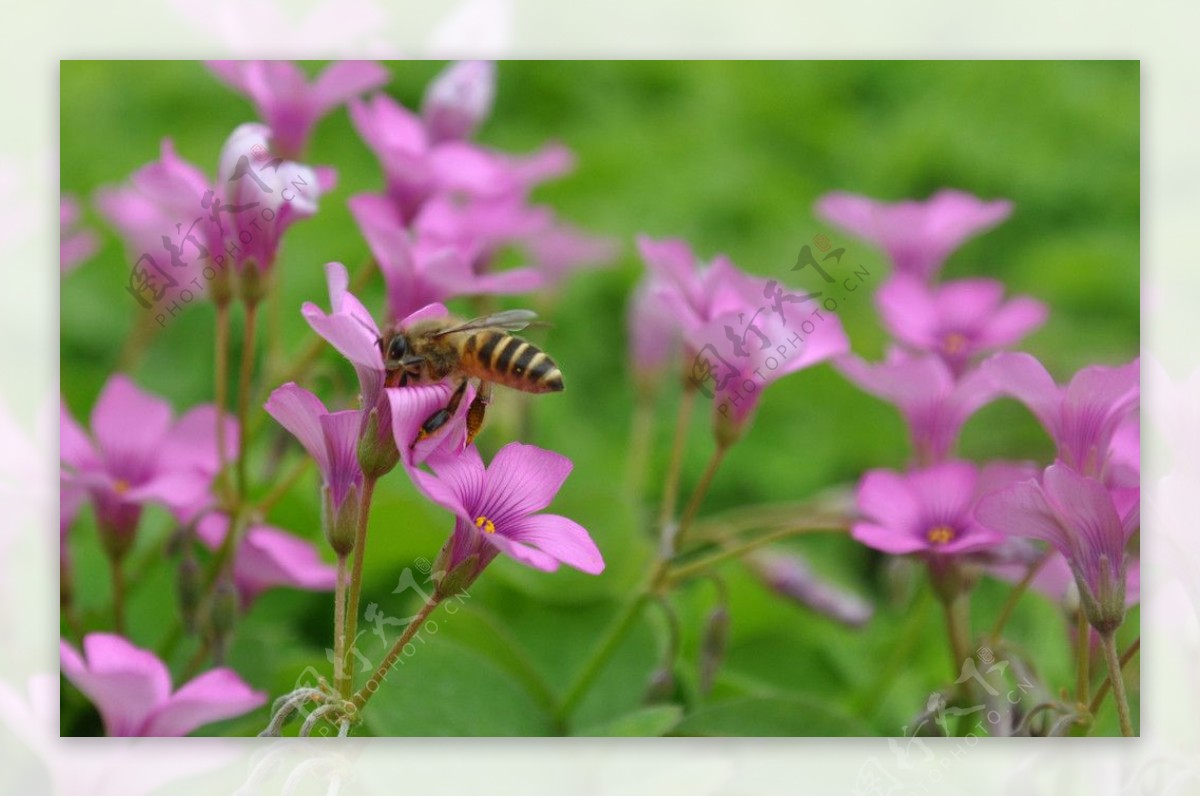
[414,378,470,447]
[465,381,493,444]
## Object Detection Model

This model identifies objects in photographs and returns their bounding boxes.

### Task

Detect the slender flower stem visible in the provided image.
[350,596,442,712]
[988,548,1052,642]
[214,302,232,501]
[657,383,696,541]
[555,591,650,724]
[675,443,729,547]
[1089,637,1139,716]
[1099,630,1135,736]
[333,555,348,697]
[1076,611,1090,705]
[235,299,260,499]
[942,593,971,684]
[665,521,846,585]
[109,555,127,635]
[341,477,377,698]
[625,394,656,498]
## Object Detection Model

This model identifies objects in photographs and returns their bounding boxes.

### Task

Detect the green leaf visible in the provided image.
[574,705,683,737]
[673,695,873,736]
[363,640,555,736]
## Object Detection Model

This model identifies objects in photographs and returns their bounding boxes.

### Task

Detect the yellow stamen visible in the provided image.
[926,525,956,545]
[474,515,496,534]
[942,332,968,356]
[114,479,131,495]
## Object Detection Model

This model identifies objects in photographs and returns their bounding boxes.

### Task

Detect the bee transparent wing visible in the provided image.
[431,309,541,337]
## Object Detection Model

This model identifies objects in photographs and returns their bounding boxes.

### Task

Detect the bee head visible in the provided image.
[384,333,409,370]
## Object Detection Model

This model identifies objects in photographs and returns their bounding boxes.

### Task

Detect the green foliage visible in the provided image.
[60,60,1138,736]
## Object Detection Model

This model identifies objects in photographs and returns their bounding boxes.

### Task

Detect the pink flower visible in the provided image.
[349,93,509,223]
[264,383,363,552]
[206,60,389,158]
[301,260,388,413]
[350,194,541,320]
[60,376,235,554]
[990,551,1140,609]
[836,351,999,464]
[95,140,223,303]
[982,353,1139,478]
[421,60,496,143]
[60,195,98,273]
[876,275,1047,373]
[60,633,265,736]
[976,463,1139,632]
[853,460,1034,556]
[216,123,335,278]
[350,83,572,224]
[628,278,681,386]
[387,382,475,470]
[814,189,1013,281]
[635,235,756,349]
[194,513,337,607]
[410,443,604,594]
[699,282,849,438]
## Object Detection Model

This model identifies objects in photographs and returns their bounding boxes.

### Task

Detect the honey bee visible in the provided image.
[381,309,564,445]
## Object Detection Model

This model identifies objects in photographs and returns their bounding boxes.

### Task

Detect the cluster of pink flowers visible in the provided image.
[59,60,610,737]
[820,190,1138,637]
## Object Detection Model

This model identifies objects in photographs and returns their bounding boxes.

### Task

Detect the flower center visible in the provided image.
[113,479,131,495]
[926,524,956,545]
[942,331,969,356]
[474,515,496,534]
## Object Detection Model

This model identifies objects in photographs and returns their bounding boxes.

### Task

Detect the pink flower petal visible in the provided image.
[61,634,172,737]
[264,383,331,474]
[981,352,1061,433]
[142,668,265,737]
[312,60,390,114]
[851,522,927,555]
[422,60,496,142]
[503,513,605,574]
[90,375,174,476]
[478,443,573,527]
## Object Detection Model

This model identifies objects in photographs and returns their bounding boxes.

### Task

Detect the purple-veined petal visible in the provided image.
[503,513,604,574]
[263,383,332,474]
[981,352,1061,433]
[483,530,562,572]
[477,443,573,527]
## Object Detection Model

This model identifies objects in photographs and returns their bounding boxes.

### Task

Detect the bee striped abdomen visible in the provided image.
[464,330,564,393]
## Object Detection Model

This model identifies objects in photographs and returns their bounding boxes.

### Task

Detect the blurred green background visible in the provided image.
[60,61,1139,736]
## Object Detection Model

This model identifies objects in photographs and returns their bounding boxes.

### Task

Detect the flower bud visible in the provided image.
[177,547,202,634]
[321,483,360,557]
[239,258,268,306]
[433,548,480,600]
[357,405,399,480]
[749,551,874,628]
[643,667,676,704]
[1074,554,1126,635]
[699,606,729,695]
[205,575,240,664]
[422,60,496,143]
